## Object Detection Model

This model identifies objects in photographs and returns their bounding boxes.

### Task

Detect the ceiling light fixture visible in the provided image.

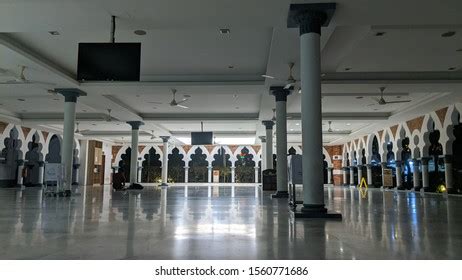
[356,96,363,99]
[346,123,351,126]
[134,30,147,36]
[442,31,456,37]
[375,31,386,36]
[17,98,25,102]
[296,123,300,126]
[448,67,457,71]
[228,65,234,69]
[48,31,60,35]
[219,28,231,34]
[344,67,352,71]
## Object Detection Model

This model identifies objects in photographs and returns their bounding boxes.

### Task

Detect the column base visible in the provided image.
[271,191,289,198]
[160,183,168,188]
[412,186,422,192]
[295,204,342,219]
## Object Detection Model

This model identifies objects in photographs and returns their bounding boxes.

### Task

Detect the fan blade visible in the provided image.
[284,83,295,89]
[385,100,412,104]
[371,97,381,103]
[176,98,189,104]
[176,104,189,109]
[261,74,275,79]
[366,103,376,107]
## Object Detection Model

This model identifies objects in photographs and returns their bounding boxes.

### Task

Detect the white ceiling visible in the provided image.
[1,0,462,145]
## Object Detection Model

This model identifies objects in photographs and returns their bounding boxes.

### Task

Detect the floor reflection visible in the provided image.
[0,185,461,259]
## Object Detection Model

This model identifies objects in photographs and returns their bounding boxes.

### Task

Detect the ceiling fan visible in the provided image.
[262,62,299,90]
[169,88,189,109]
[150,130,156,140]
[271,108,292,121]
[0,66,56,86]
[75,122,90,134]
[370,87,412,106]
[104,109,113,122]
[327,121,333,132]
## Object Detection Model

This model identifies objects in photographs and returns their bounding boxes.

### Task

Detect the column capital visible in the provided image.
[127,121,144,130]
[160,136,170,143]
[55,88,87,102]
[287,3,336,35]
[259,136,266,143]
[262,120,275,129]
[270,86,292,102]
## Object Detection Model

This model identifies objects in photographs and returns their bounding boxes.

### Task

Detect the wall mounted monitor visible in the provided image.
[77,43,141,81]
[191,132,213,145]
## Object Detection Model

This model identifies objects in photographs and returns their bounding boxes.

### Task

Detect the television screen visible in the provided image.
[191,132,213,145]
[77,43,141,81]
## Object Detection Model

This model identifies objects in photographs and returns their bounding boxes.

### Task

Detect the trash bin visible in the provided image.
[262,169,277,191]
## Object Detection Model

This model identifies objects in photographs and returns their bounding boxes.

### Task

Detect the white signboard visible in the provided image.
[213,170,220,183]
[288,155,303,185]
[45,163,63,181]
[383,168,393,187]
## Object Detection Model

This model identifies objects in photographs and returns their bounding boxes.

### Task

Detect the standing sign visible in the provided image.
[383,168,393,187]
[45,163,63,181]
[213,170,220,183]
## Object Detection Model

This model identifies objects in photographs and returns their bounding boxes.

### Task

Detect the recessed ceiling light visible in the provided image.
[442,31,456,37]
[295,123,300,126]
[235,106,239,109]
[344,67,352,71]
[92,123,96,126]
[48,31,60,35]
[17,98,25,102]
[219,28,231,34]
[375,31,386,36]
[346,123,351,126]
[134,30,147,36]
[290,128,294,131]
[356,96,363,99]
[448,67,457,71]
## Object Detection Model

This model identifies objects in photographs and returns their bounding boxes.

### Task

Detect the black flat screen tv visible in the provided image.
[77,43,141,81]
[191,132,213,145]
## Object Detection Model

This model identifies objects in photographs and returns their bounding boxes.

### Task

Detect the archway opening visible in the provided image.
[25,133,42,187]
[168,147,185,183]
[212,147,231,183]
[453,112,462,193]
[401,137,413,189]
[0,128,22,187]
[235,147,255,183]
[323,154,328,184]
[118,147,131,179]
[141,147,161,183]
[188,147,208,182]
[428,124,443,192]
[371,135,382,187]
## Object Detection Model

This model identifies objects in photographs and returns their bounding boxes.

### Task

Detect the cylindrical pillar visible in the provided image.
[184,166,189,183]
[254,166,259,184]
[262,121,274,170]
[349,166,355,186]
[271,87,291,198]
[327,167,333,184]
[357,165,363,186]
[207,165,213,183]
[137,165,142,183]
[160,136,170,187]
[38,161,44,187]
[342,167,348,186]
[421,157,430,191]
[259,136,267,171]
[127,121,144,186]
[380,162,387,188]
[444,155,454,193]
[231,166,236,183]
[395,161,403,190]
[412,159,421,191]
[366,164,373,185]
[16,159,25,188]
[57,88,86,194]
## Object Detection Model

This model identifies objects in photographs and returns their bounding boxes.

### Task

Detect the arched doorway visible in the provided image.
[386,141,396,188]
[118,147,131,179]
[212,147,231,183]
[24,133,42,187]
[401,137,413,189]
[168,147,185,183]
[188,147,208,182]
[1,127,22,187]
[141,147,161,183]
[428,125,443,192]
[45,135,61,163]
[323,154,328,184]
[235,147,255,183]
[371,135,382,187]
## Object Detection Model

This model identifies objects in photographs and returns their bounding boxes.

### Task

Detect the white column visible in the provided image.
[349,166,355,185]
[231,165,236,183]
[327,167,333,184]
[366,164,373,185]
[78,139,89,186]
[72,164,80,185]
[380,162,387,187]
[184,166,189,183]
[160,136,170,187]
[421,157,430,191]
[254,166,259,183]
[207,165,213,183]
[259,136,267,171]
[342,167,348,186]
[290,3,337,215]
[57,88,86,194]
[262,121,274,170]
[444,155,454,193]
[271,87,291,198]
[357,165,363,186]
[395,161,403,189]
[137,165,142,183]
[127,121,144,185]
[38,161,44,187]
[412,159,421,190]
[16,159,25,188]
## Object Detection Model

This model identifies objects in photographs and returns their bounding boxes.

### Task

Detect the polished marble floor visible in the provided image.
[0,184,461,259]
